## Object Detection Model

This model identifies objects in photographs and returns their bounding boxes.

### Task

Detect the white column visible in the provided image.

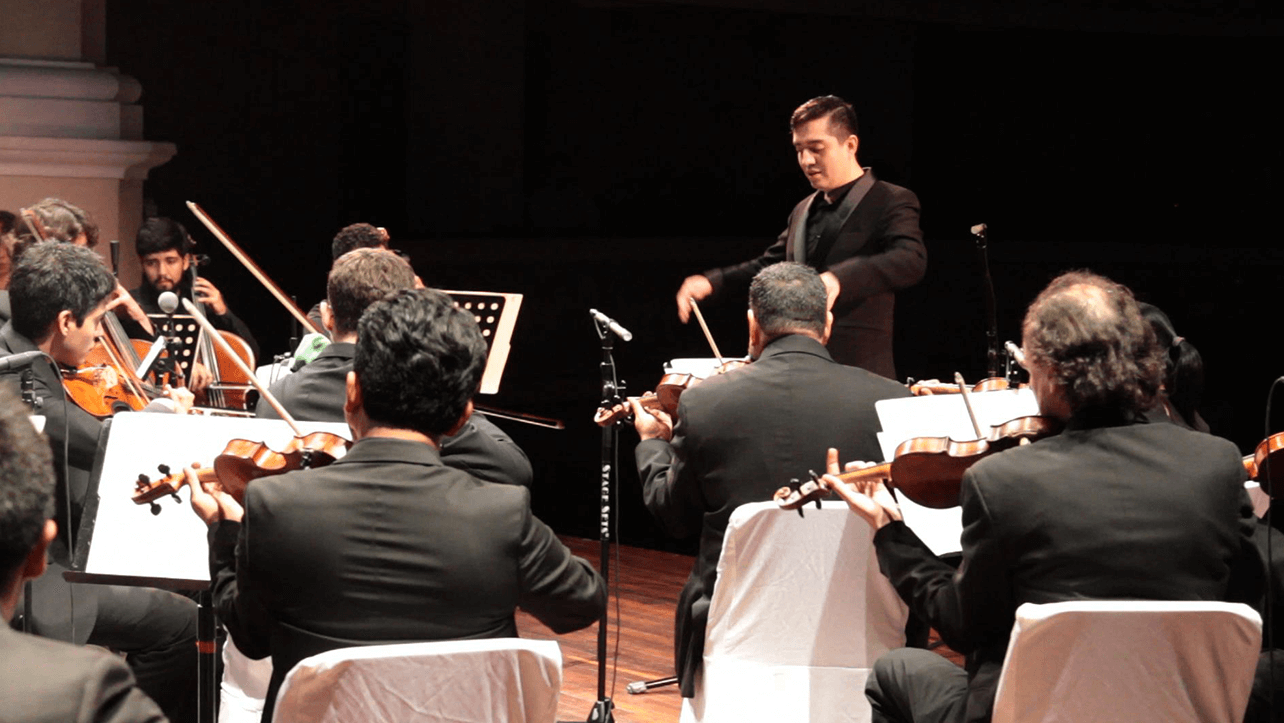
[0,0,174,285]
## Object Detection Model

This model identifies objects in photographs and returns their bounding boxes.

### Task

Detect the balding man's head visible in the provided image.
[1022,271,1163,416]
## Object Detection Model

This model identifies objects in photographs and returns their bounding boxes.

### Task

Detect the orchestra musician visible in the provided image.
[255,247,532,487]
[0,242,198,722]
[675,96,926,379]
[3,198,156,337]
[823,271,1262,723]
[304,222,392,334]
[120,216,261,376]
[188,288,605,721]
[626,261,912,697]
[0,384,168,723]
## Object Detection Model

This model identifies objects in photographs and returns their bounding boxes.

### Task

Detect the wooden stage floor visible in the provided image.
[516,536,960,723]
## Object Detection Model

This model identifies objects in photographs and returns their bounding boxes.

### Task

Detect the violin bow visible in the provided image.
[688,300,725,365]
[955,372,985,438]
[185,201,325,336]
[181,298,305,435]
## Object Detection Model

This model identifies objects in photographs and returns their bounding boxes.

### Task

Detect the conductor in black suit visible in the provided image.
[675,95,926,379]
[0,386,166,723]
[189,288,605,721]
[824,270,1262,723]
[254,247,532,487]
[630,261,911,697]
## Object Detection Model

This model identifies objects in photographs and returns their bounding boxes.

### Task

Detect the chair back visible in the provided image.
[271,637,562,723]
[992,600,1262,723]
[681,501,909,723]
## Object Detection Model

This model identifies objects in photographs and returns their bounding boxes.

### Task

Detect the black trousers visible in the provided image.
[866,648,969,723]
[27,573,198,723]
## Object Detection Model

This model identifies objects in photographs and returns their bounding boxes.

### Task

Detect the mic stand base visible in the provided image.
[586,698,615,723]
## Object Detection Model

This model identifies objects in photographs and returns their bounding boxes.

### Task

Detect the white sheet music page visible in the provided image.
[874,388,1040,556]
[86,413,350,585]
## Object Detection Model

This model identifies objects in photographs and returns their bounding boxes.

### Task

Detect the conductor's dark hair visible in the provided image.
[1139,302,1204,429]
[12,198,99,260]
[327,248,416,337]
[135,217,192,257]
[749,262,828,341]
[0,384,56,585]
[1022,271,1163,416]
[790,95,859,139]
[10,242,116,342]
[354,289,487,437]
[332,223,387,260]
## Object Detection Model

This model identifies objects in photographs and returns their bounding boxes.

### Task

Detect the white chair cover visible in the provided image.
[219,636,273,723]
[271,638,562,723]
[681,501,909,723]
[992,600,1262,723]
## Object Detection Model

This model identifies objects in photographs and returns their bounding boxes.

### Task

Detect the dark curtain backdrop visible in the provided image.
[105,0,1282,548]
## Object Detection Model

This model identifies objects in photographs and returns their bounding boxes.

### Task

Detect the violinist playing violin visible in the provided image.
[0,241,199,723]
[824,271,1262,723]
[187,288,604,722]
[2,198,157,336]
[623,261,911,699]
[256,247,532,488]
[119,216,261,389]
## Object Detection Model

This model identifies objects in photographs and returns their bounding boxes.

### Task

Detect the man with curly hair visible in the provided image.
[825,270,1261,723]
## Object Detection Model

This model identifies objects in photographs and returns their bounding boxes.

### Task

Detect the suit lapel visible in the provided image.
[812,169,876,264]
[787,195,815,263]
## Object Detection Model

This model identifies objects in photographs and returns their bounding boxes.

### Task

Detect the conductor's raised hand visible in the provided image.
[821,447,902,530]
[675,274,713,324]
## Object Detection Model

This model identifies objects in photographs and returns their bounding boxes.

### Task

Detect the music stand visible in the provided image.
[65,413,351,723]
[873,388,1039,555]
[147,312,201,379]
[442,290,522,395]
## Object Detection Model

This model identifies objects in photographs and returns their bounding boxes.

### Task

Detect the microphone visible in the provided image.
[158,291,180,314]
[1004,341,1025,367]
[590,309,632,342]
[0,350,46,372]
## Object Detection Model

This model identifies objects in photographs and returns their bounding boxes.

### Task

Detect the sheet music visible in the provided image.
[874,388,1040,556]
[83,413,350,586]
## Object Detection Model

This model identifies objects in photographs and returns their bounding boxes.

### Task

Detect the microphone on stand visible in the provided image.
[0,350,46,372]
[590,309,633,342]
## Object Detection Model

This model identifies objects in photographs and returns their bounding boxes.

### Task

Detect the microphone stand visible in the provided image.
[972,223,1000,379]
[588,314,622,723]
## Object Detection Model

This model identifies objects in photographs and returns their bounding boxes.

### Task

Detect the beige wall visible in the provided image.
[0,0,83,61]
[0,175,144,285]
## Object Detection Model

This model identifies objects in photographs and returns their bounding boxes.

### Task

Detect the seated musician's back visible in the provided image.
[256,246,532,487]
[827,270,1262,723]
[191,288,606,722]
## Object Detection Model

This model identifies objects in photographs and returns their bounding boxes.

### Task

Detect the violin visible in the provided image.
[774,415,1063,513]
[593,359,751,427]
[1244,432,1284,493]
[132,431,351,513]
[908,377,1023,396]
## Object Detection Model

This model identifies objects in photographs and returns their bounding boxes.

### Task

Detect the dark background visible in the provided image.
[105,0,1283,550]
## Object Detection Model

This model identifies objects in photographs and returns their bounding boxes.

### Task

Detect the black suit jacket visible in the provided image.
[0,322,103,567]
[704,170,926,379]
[873,414,1263,723]
[209,436,605,720]
[635,334,911,695]
[254,342,533,487]
[0,624,167,723]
